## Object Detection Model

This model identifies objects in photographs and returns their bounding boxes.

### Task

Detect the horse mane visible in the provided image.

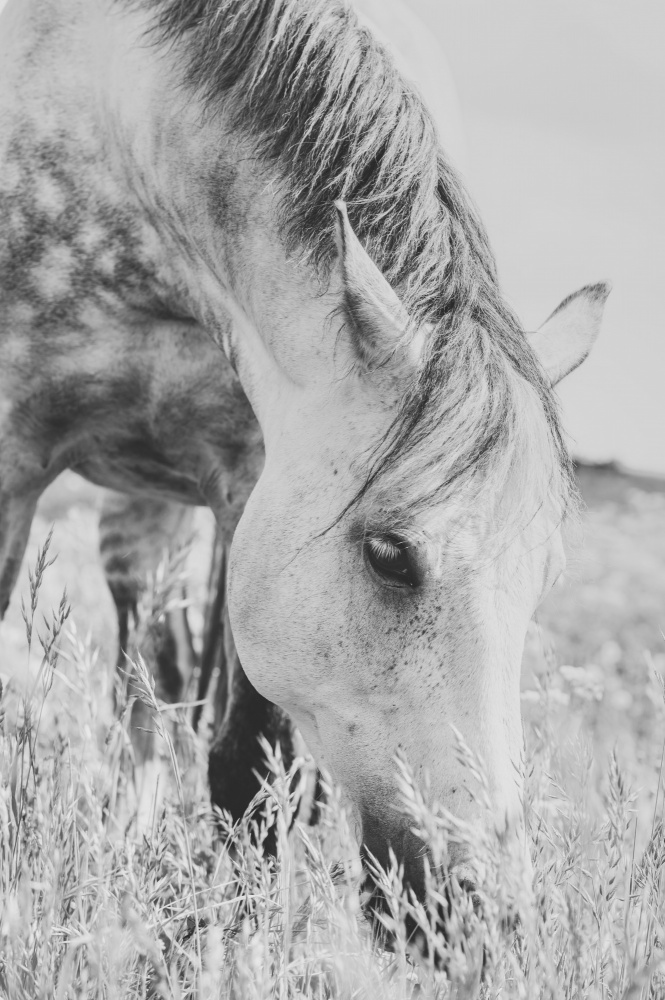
[133,0,576,530]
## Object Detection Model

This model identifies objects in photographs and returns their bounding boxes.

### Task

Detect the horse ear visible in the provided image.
[334,200,411,368]
[530,283,610,386]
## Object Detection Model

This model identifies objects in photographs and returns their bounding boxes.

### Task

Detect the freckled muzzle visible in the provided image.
[358,813,499,979]
[359,805,528,987]
[360,813,476,909]
[360,806,480,890]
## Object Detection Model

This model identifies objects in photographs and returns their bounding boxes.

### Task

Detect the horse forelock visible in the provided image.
[128,0,576,532]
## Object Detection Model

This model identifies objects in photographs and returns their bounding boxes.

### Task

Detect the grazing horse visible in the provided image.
[0,0,608,907]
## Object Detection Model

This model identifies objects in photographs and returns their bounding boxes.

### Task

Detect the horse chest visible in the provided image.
[67,331,264,514]
[0,304,263,509]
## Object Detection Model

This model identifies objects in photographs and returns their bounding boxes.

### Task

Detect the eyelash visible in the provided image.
[367,537,401,561]
[363,535,418,588]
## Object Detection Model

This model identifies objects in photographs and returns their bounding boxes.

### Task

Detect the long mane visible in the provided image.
[135,0,576,529]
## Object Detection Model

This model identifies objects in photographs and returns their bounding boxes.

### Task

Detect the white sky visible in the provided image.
[414,0,665,474]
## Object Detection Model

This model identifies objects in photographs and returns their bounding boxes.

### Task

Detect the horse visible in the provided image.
[0,0,608,910]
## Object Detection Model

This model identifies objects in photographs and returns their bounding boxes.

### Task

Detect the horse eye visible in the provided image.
[364,537,417,588]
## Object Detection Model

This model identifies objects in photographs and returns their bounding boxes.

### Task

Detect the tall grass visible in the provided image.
[1,538,664,999]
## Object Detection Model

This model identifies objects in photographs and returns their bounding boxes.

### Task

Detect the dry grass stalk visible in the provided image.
[1,544,664,999]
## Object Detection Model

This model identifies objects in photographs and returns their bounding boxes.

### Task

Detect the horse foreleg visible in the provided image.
[192,529,226,732]
[208,606,298,854]
[98,492,197,827]
[0,488,41,620]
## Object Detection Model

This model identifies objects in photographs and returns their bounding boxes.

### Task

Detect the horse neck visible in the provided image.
[1,0,344,437]
[92,4,344,436]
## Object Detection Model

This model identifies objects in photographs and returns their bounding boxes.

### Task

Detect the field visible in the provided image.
[1,465,665,998]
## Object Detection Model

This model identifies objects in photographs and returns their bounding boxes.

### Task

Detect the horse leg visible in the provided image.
[208,630,295,853]
[98,492,197,825]
[192,528,226,733]
[0,491,40,620]
[206,560,300,853]
[0,431,47,621]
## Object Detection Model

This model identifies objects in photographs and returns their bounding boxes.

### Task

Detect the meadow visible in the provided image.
[0,465,664,999]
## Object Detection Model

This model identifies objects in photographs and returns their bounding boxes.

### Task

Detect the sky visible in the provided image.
[411,0,665,474]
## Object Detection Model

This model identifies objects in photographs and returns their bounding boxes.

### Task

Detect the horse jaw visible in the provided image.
[530,282,610,386]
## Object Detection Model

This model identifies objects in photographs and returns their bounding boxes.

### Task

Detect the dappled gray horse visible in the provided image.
[0,0,608,903]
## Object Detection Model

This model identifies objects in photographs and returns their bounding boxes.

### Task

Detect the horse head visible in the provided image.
[227,199,609,901]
